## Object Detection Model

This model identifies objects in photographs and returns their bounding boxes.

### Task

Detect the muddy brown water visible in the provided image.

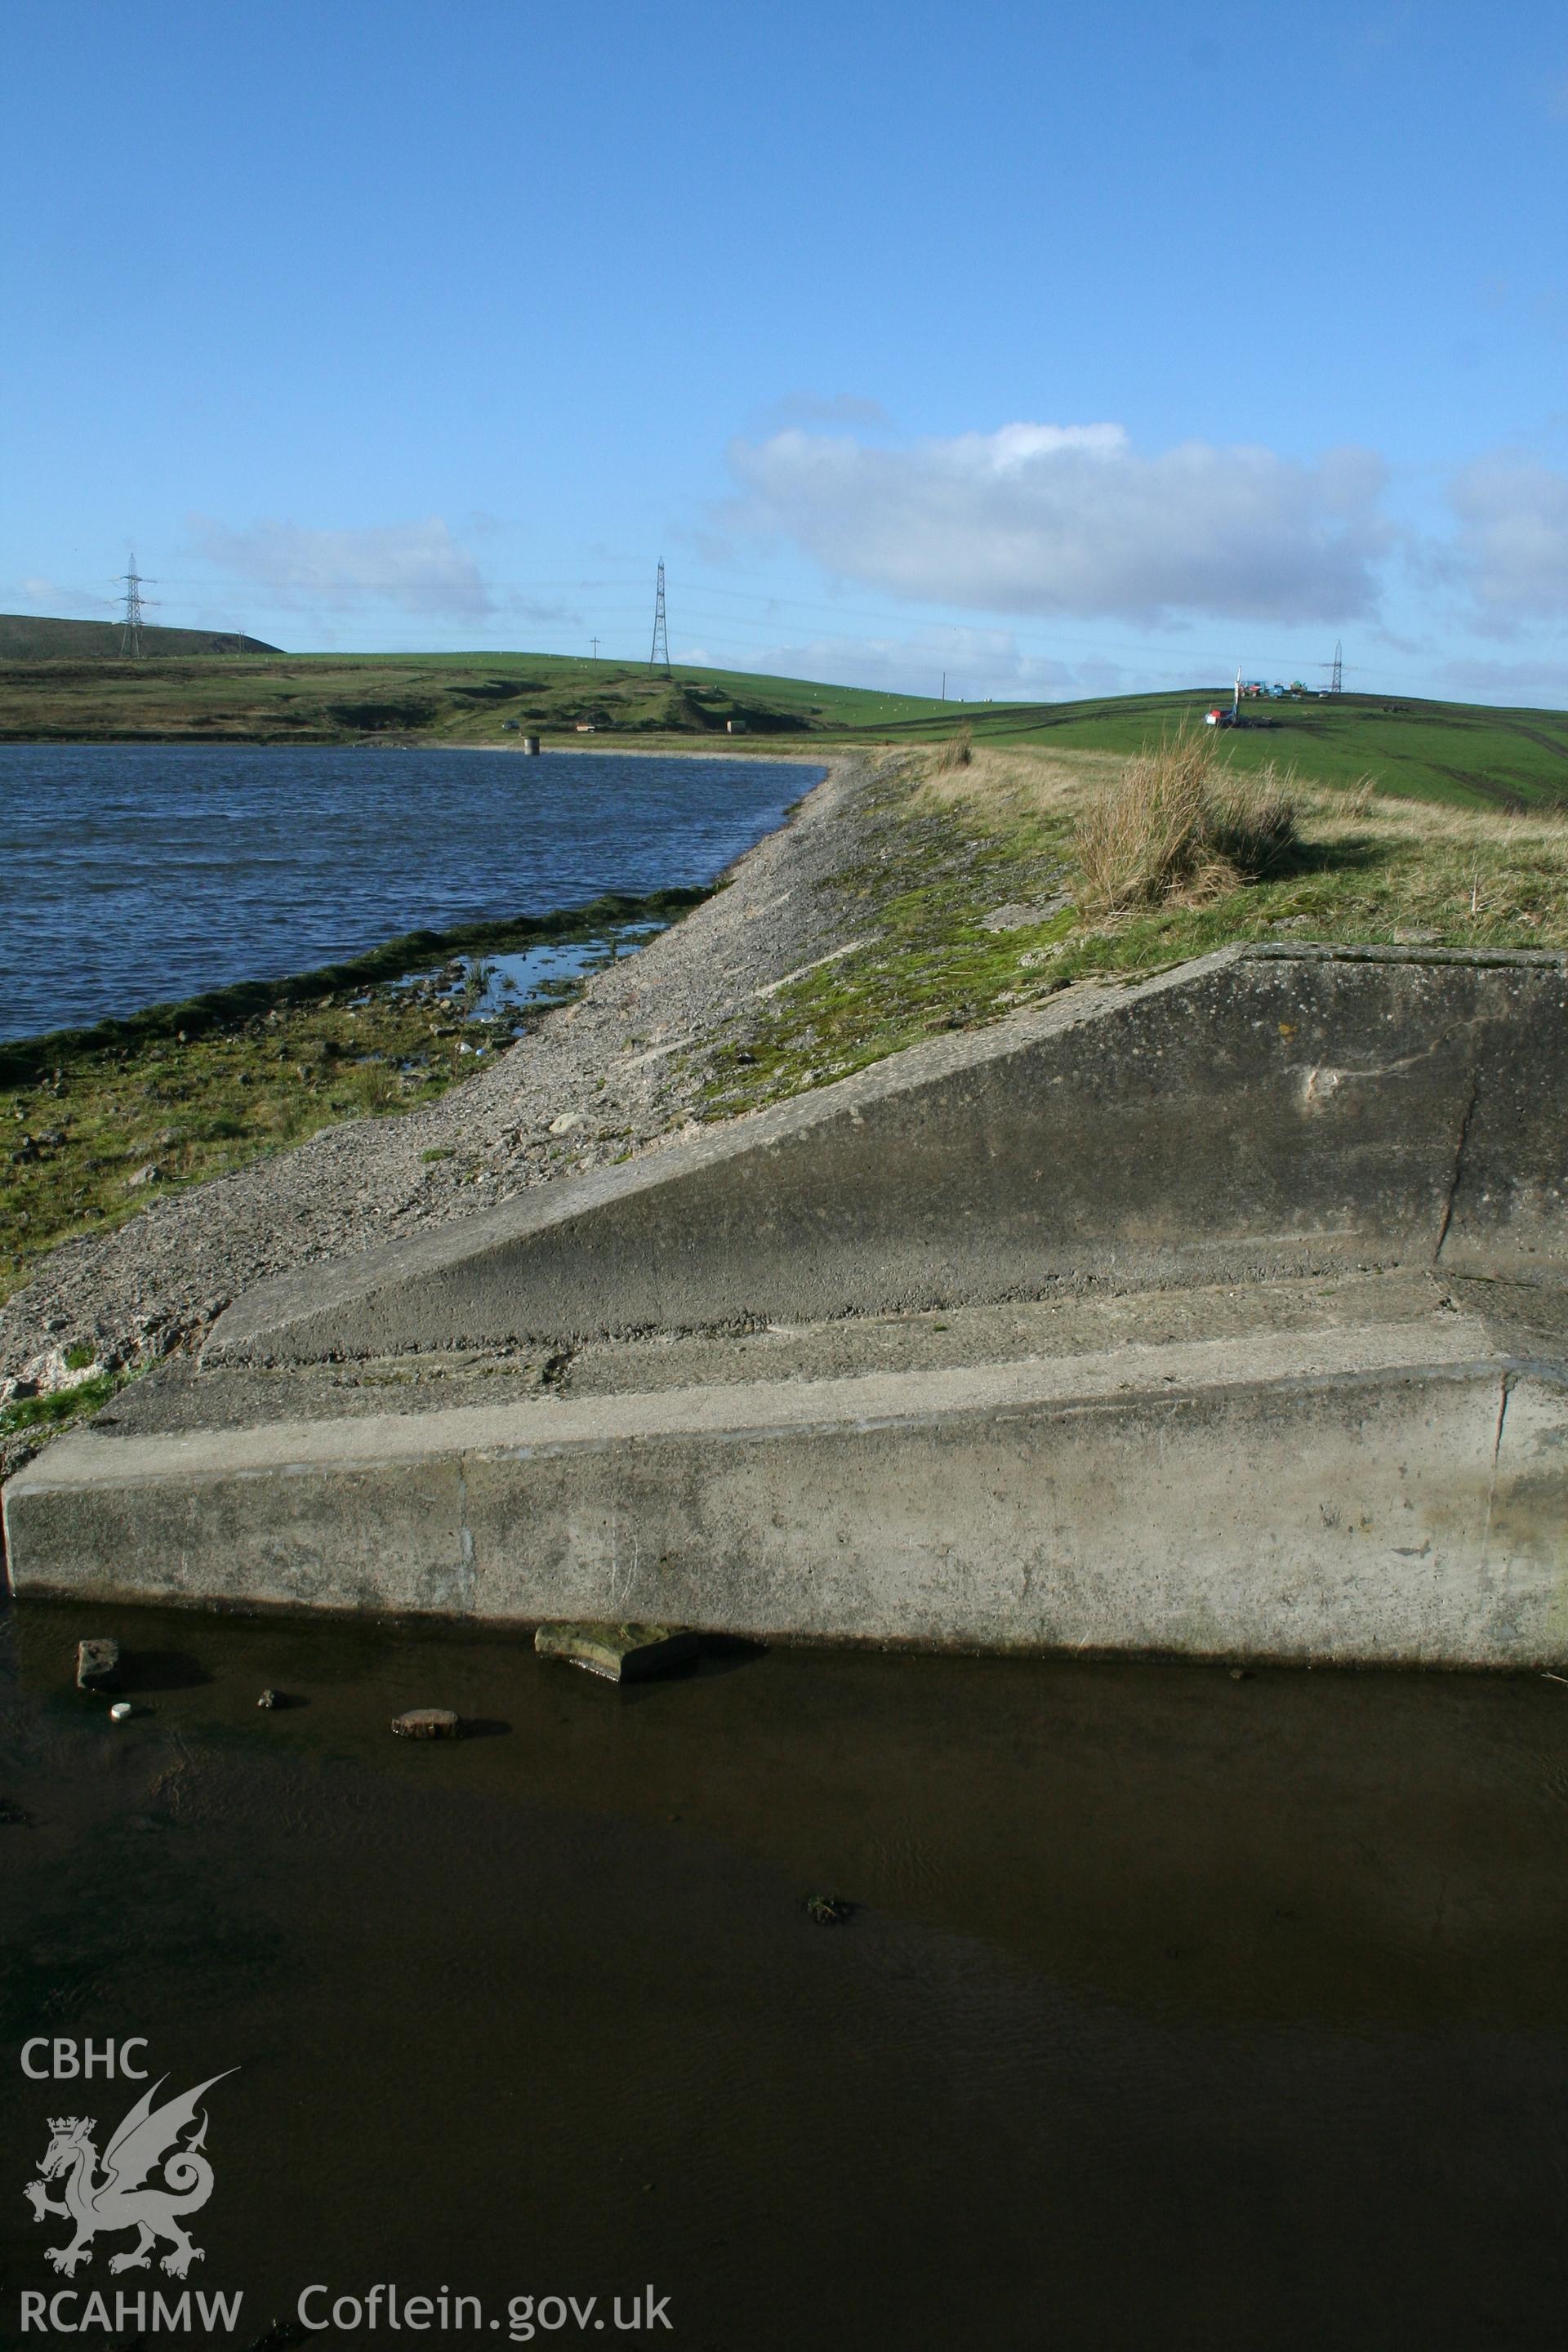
[3,1605,1568,2350]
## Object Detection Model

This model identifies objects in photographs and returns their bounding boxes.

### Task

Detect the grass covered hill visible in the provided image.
[695,735,1568,1122]
[0,645,942,748]
[0,628,1566,811]
[0,613,279,660]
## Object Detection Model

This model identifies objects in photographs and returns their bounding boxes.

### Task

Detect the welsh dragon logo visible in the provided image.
[24,2072,234,2279]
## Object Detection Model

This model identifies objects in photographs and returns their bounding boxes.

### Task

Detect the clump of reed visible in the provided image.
[934,724,973,772]
[1073,731,1298,913]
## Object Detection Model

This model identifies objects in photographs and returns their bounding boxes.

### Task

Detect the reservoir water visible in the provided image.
[4,1603,1568,2350]
[0,744,818,1041]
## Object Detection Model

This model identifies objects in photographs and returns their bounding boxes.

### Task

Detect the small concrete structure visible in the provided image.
[6,945,1567,1664]
[535,1621,701,1681]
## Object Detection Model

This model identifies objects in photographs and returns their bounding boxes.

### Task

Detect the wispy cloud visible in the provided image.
[1441,455,1568,627]
[675,624,1194,703]
[726,421,1392,626]
[11,576,118,617]
[186,514,496,618]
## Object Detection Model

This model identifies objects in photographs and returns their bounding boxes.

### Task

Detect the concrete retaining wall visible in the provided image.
[207,945,1568,1366]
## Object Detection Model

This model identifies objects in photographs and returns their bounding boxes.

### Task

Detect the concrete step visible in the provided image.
[7,1274,1566,1664]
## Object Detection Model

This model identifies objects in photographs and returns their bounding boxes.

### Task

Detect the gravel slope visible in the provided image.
[0,755,875,1429]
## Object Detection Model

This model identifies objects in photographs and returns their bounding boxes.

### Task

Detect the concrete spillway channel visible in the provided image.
[7,943,1568,1664]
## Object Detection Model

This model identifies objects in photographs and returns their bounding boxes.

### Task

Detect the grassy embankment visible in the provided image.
[694,733,1568,1120]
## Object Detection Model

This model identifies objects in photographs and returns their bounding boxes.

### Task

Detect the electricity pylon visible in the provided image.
[116,555,157,657]
[649,561,670,673]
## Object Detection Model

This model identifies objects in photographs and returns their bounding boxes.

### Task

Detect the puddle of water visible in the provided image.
[464,927,663,1023]
[388,925,665,1058]
[3,1604,1568,2349]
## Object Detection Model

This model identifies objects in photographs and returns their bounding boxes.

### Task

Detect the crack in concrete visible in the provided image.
[1433,1073,1481,1263]
[1481,1372,1511,1566]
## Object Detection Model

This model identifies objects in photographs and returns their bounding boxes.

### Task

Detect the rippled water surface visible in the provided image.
[5,1608,1568,2350]
[0,745,817,1039]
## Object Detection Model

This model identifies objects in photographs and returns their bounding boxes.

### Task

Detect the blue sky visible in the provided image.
[6,0,1568,704]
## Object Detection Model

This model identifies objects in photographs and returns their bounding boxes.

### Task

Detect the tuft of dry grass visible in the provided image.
[934,724,973,772]
[1073,733,1298,913]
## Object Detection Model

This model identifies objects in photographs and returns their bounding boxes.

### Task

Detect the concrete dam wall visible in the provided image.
[7,943,1567,1664]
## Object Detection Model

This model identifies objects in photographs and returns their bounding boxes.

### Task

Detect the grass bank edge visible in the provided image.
[697,741,1568,1121]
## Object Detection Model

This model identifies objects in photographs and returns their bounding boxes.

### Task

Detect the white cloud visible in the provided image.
[186,514,495,618]
[1445,457,1568,623]
[726,421,1391,626]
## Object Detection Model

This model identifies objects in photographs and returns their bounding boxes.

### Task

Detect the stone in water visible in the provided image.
[109,1702,132,1723]
[804,1892,853,1925]
[391,1708,461,1740]
[76,1637,121,1693]
[534,1622,700,1683]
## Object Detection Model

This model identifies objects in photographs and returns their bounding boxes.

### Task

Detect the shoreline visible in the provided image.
[0,755,864,1463]
[0,742,828,1060]
[0,884,713,1080]
[0,729,848,755]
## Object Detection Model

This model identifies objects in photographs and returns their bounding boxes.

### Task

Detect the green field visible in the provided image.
[3,623,1566,812]
[958,688,1568,813]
